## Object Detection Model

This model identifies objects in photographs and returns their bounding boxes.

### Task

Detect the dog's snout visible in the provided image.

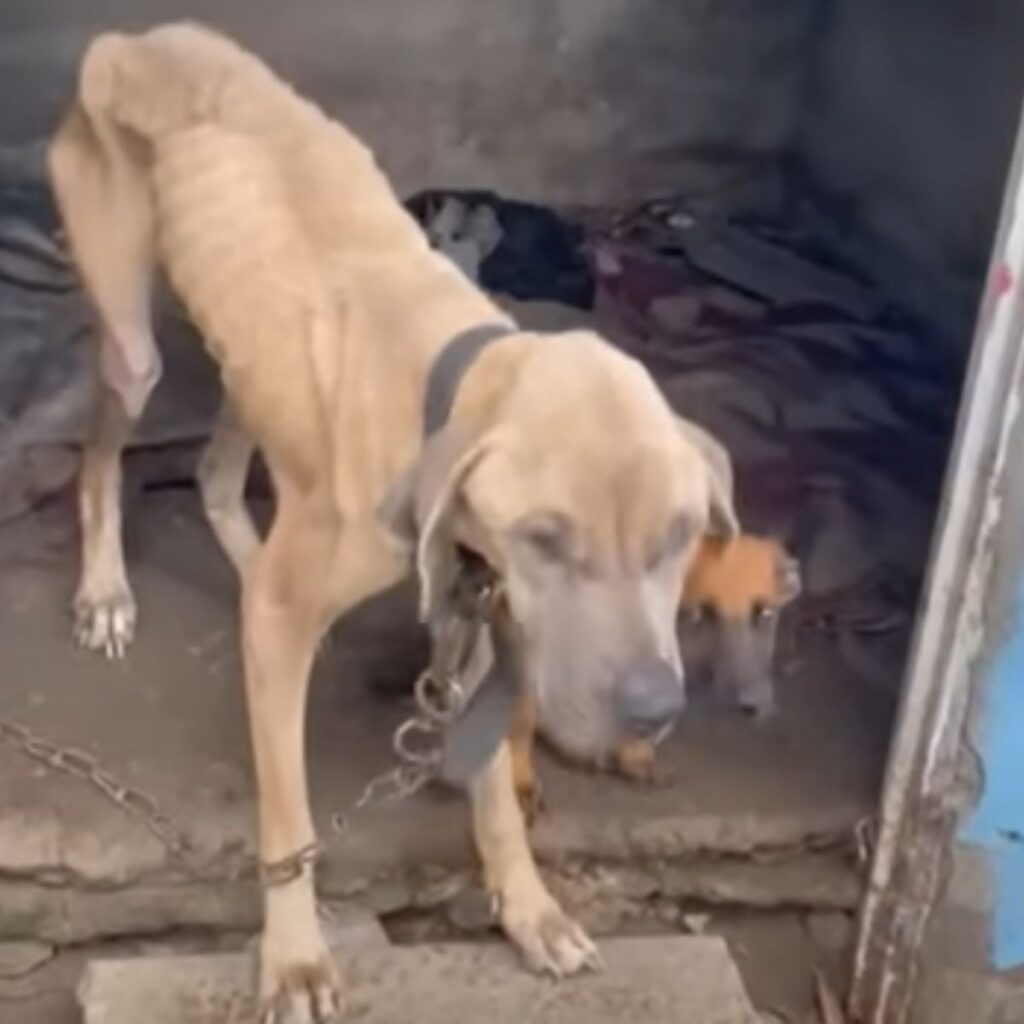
[738,692,776,721]
[739,700,760,718]
[614,659,685,737]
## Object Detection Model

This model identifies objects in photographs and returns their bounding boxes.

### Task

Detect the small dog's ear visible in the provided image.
[776,551,802,604]
[674,417,739,540]
[377,424,490,621]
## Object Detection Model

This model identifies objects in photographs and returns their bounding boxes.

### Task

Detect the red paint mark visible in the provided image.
[994,262,1014,297]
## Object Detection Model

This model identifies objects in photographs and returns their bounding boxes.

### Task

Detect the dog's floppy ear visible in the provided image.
[378,424,489,621]
[674,417,739,540]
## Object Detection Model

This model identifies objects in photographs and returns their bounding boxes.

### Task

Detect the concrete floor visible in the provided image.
[2,909,851,1024]
[0,471,891,1021]
[0,481,888,938]
[78,935,760,1024]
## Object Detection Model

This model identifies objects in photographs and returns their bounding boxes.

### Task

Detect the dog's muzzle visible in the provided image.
[613,659,685,739]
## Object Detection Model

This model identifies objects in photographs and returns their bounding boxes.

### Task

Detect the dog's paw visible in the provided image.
[499,877,601,978]
[258,934,343,1024]
[73,585,137,659]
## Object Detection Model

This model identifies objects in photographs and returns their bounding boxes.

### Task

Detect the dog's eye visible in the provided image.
[514,513,573,564]
[648,513,694,569]
[751,602,776,625]
[524,526,564,562]
[686,602,717,626]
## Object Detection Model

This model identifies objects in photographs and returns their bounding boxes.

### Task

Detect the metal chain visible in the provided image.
[0,569,504,880]
[333,568,503,836]
[330,658,476,835]
[259,841,322,888]
[0,714,231,880]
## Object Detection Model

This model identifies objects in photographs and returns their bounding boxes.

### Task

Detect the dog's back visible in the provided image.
[77,24,311,156]
[76,23,426,257]
[57,23,482,482]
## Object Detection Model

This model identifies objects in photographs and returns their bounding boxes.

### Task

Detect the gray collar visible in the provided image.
[422,321,516,437]
[420,320,522,789]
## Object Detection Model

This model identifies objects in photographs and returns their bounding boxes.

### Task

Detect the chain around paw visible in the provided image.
[259,841,324,888]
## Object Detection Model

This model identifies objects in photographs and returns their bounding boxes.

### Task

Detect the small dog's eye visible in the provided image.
[751,602,776,625]
[687,603,717,626]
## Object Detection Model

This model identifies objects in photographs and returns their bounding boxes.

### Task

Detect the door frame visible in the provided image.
[849,101,1024,1023]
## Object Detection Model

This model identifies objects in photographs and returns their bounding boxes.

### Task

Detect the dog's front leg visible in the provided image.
[508,691,544,822]
[242,503,341,1023]
[471,740,600,977]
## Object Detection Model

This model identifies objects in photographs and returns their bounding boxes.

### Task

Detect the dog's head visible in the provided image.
[380,331,736,766]
[679,535,801,719]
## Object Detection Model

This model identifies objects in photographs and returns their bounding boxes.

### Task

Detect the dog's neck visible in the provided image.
[423,322,518,438]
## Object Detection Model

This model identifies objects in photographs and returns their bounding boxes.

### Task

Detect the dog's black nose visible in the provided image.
[737,693,776,721]
[614,659,685,737]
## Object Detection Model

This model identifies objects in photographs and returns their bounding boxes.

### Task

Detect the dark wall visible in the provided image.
[798,0,1024,340]
[0,0,816,204]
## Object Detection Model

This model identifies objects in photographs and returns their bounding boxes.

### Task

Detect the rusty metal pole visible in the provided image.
[849,98,1024,1023]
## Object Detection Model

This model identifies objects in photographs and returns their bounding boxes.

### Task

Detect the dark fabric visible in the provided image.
[408,190,595,309]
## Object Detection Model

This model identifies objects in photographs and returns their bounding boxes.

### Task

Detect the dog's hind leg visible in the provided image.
[49,107,161,657]
[198,398,260,576]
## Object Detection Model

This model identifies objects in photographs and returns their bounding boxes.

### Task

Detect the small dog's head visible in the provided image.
[380,331,737,766]
[679,534,801,719]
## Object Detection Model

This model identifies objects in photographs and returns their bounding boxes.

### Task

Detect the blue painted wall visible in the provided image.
[962,576,1024,970]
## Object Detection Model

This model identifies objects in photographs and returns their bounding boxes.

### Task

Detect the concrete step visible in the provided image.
[78,935,758,1024]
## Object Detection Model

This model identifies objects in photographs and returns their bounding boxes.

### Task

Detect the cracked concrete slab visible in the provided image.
[0,486,887,943]
[77,936,759,1024]
[0,903,385,1024]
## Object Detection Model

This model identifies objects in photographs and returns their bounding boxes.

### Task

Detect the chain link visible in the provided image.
[330,668,473,835]
[332,569,503,835]
[0,714,227,877]
[0,570,503,880]
[259,841,323,888]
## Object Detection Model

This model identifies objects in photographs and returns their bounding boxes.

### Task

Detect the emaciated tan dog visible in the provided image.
[49,23,737,1022]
